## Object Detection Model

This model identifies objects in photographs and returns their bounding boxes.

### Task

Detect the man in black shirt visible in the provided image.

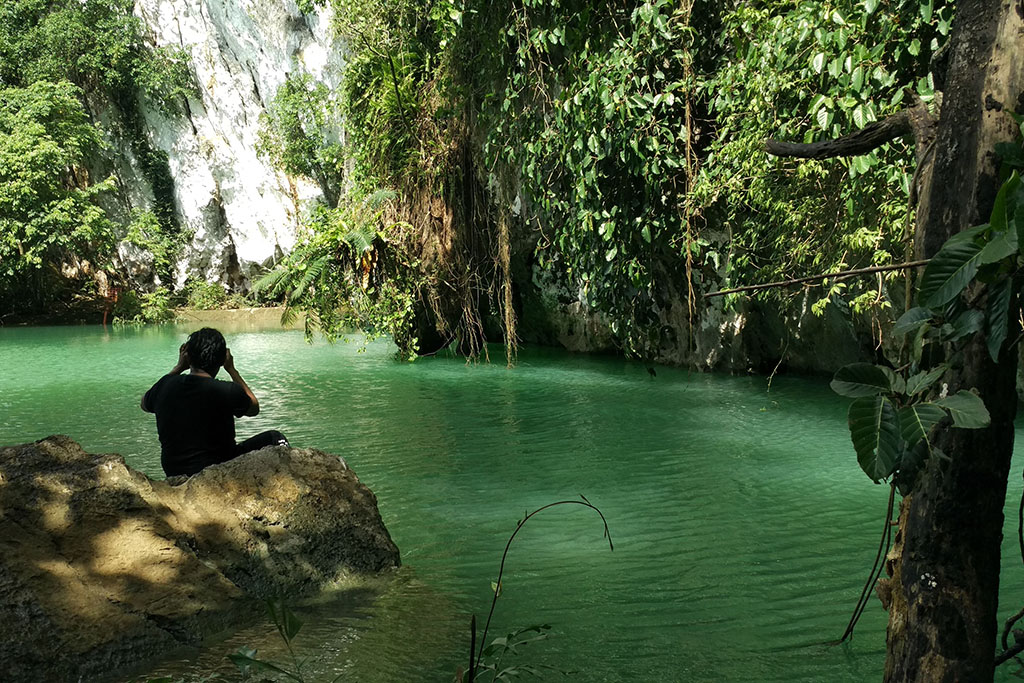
[142,327,288,477]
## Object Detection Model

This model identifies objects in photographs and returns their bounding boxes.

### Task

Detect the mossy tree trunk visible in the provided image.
[767,0,1024,677]
[883,1,1024,680]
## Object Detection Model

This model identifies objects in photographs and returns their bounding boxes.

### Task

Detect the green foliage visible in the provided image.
[473,624,567,682]
[124,209,182,285]
[694,0,948,312]
[831,123,1024,488]
[112,286,175,324]
[329,0,467,193]
[831,360,987,485]
[182,279,227,310]
[469,0,702,354]
[463,0,945,352]
[258,73,345,203]
[253,190,424,358]
[230,600,344,683]
[0,0,192,106]
[302,0,949,356]
[0,80,116,313]
[0,0,193,316]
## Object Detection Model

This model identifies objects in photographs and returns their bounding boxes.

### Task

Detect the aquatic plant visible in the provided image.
[228,600,340,683]
[460,496,613,683]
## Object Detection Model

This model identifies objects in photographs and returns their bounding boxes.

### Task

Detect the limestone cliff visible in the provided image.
[106,0,345,290]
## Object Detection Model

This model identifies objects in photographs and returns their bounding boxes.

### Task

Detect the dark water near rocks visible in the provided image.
[3,323,1024,682]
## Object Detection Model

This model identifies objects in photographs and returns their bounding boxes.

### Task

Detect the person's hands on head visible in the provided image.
[173,343,189,373]
[223,348,236,373]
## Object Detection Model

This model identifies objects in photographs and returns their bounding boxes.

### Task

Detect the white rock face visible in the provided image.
[122,0,346,289]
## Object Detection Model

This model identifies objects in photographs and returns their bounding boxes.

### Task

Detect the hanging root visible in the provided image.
[497,212,518,367]
[836,482,896,644]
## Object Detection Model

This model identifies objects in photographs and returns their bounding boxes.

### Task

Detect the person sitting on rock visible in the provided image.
[142,327,289,477]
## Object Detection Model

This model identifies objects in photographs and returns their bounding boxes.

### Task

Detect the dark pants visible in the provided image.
[164,430,290,478]
[233,430,289,457]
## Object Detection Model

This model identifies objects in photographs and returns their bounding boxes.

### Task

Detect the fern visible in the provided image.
[252,265,293,299]
[289,254,329,301]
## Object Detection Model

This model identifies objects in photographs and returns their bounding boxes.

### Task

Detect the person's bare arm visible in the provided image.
[141,344,189,411]
[223,349,260,416]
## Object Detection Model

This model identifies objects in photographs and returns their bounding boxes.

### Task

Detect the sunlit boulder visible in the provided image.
[0,435,399,681]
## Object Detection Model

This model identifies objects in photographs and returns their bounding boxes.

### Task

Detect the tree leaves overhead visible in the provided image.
[848,395,902,482]
[977,226,1018,265]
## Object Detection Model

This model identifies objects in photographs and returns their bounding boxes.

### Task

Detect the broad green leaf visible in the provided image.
[852,66,865,92]
[282,607,303,641]
[853,105,866,129]
[811,52,826,74]
[935,390,991,429]
[920,0,933,21]
[947,309,984,342]
[978,228,1018,265]
[917,234,986,308]
[828,57,842,79]
[830,363,891,397]
[942,223,990,248]
[985,277,1013,362]
[848,396,902,482]
[898,403,945,446]
[864,0,880,14]
[879,366,906,395]
[893,307,933,337]
[816,105,830,130]
[990,171,1021,233]
[906,364,947,396]
[1012,182,1024,251]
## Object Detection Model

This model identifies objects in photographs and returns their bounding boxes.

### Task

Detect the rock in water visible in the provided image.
[0,436,400,681]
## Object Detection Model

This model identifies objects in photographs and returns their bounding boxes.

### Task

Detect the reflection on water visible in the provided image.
[2,324,1023,682]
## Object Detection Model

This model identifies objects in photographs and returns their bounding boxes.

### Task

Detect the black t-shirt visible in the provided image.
[143,374,252,476]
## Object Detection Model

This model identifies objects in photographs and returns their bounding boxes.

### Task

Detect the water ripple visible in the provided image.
[2,326,1023,682]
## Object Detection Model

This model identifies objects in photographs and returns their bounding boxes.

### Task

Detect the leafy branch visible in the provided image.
[830,117,1024,489]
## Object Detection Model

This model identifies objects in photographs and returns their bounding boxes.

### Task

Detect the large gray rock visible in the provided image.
[0,436,399,682]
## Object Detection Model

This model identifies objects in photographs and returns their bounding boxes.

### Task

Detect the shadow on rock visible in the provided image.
[0,435,400,682]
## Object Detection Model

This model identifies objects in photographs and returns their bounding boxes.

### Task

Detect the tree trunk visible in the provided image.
[884,1,1024,680]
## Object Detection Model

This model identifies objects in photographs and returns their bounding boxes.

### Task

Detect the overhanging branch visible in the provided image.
[766,98,935,160]
[703,259,929,299]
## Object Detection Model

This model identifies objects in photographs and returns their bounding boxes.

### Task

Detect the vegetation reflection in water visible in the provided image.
[2,324,1023,682]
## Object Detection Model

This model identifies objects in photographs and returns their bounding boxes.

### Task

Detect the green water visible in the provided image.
[3,323,1024,682]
